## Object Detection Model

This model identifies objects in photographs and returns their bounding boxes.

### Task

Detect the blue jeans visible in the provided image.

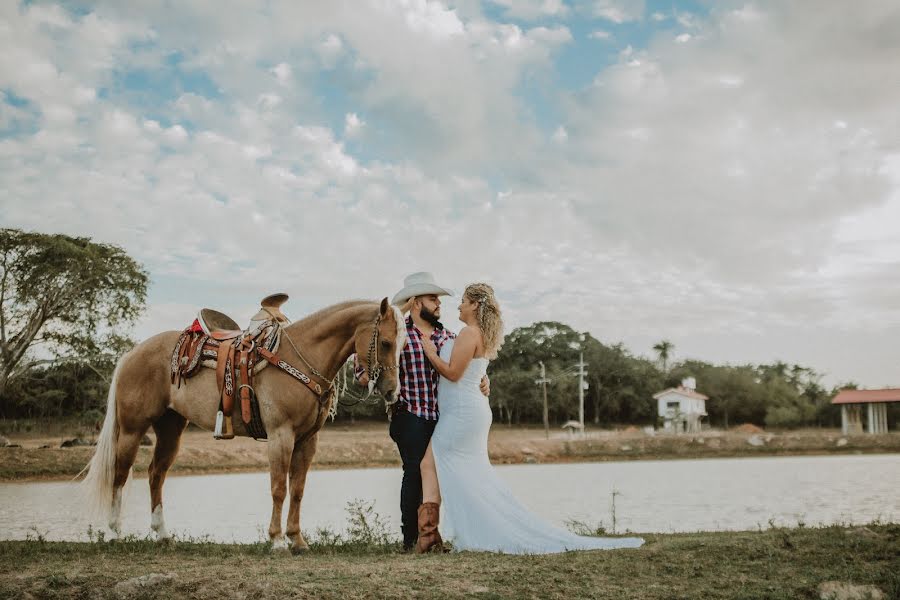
[389,410,437,549]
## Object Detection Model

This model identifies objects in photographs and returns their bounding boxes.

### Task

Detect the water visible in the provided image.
[1,454,897,542]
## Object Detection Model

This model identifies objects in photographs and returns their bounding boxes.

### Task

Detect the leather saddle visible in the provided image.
[198,293,290,340]
[171,293,299,440]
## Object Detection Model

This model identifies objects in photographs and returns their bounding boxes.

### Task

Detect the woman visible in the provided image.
[417,283,644,554]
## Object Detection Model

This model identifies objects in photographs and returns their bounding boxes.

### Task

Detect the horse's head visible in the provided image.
[355,298,407,403]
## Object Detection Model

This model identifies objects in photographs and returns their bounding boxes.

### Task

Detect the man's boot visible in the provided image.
[414,502,444,554]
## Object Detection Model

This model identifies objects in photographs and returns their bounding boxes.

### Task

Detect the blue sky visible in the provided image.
[1,1,899,387]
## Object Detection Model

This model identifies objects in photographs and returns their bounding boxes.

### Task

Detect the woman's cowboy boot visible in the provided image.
[414,502,444,554]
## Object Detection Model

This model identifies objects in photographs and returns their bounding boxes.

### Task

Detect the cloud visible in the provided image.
[588,30,611,40]
[588,0,644,24]
[2,0,900,388]
[344,112,365,138]
[488,0,570,21]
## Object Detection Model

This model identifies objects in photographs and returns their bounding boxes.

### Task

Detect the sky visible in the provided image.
[1,1,899,389]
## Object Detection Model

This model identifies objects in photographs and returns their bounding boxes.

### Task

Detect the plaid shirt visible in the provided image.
[355,317,454,420]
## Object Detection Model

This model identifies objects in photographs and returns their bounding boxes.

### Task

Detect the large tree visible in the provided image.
[0,229,147,406]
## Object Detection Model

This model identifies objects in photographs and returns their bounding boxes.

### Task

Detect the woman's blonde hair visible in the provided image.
[464,283,504,359]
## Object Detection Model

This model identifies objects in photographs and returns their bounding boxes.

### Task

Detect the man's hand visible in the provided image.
[480,374,490,397]
[357,372,369,387]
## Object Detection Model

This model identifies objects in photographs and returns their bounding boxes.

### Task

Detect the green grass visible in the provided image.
[1,523,897,599]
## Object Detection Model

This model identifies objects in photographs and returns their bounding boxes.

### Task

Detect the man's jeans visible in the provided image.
[389,410,437,549]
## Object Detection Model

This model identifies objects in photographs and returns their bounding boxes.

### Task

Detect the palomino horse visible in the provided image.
[82,298,405,552]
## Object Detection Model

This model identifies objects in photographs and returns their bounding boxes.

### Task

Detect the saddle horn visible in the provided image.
[251,293,290,323]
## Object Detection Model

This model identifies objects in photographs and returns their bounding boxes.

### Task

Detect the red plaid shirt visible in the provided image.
[356,317,454,420]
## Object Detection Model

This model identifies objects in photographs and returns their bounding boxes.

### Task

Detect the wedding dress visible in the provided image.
[431,339,645,554]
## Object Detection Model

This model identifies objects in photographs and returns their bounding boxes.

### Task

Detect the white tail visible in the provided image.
[80,356,124,519]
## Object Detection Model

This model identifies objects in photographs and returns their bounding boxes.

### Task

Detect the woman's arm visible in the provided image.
[422,327,479,382]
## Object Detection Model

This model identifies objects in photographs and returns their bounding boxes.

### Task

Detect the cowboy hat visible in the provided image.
[391,272,453,306]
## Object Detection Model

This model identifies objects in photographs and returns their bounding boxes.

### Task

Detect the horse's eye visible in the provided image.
[381,340,392,350]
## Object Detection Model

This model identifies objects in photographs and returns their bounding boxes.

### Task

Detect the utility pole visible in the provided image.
[535,361,551,439]
[576,352,588,430]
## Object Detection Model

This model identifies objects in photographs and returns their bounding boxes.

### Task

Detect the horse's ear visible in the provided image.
[380,297,390,317]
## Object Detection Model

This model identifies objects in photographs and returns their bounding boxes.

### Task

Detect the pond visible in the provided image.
[0,454,897,542]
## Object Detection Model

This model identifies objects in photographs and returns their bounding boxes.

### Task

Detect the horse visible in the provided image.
[81,298,406,553]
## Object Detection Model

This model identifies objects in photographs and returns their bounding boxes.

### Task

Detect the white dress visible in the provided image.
[431,339,645,554]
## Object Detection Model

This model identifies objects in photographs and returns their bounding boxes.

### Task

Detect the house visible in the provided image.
[832,388,898,434]
[653,377,708,433]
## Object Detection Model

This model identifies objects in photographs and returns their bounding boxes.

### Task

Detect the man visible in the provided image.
[357,272,489,551]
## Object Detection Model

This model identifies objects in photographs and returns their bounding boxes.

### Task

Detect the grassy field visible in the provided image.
[1,420,899,481]
[0,523,896,599]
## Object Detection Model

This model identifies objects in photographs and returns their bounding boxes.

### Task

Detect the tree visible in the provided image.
[652,339,674,373]
[0,229,147,406]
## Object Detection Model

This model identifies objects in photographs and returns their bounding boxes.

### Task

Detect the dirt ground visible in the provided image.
[2,422,899,482]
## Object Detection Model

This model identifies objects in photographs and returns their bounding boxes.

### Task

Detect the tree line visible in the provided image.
[2,228,895,429]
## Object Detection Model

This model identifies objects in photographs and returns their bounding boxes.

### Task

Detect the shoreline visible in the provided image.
[2,447,898,484]
[2,425,899,483]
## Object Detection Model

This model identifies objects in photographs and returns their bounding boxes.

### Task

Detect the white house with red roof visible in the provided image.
[832,388,898,434]
[653,377,708,433]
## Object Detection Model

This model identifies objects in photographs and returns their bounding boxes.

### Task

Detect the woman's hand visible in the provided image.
[421,337,438,359]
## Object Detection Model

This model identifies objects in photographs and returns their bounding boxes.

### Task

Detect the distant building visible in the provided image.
[654,377,708,433]
[831,388,898,434]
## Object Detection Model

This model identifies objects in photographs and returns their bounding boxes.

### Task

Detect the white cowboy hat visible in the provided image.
[391,272,454,306]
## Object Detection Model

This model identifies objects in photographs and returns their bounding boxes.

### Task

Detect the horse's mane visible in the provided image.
[292,299,379,328]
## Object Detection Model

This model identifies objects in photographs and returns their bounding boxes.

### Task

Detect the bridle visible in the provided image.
[363,313,398,396]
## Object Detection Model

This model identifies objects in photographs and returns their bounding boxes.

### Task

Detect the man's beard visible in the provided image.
[420,306,444,330]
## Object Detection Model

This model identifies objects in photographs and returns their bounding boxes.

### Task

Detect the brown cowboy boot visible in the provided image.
[414,502,444,554]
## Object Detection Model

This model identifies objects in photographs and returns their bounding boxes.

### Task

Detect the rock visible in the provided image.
[619,445,632,451]
[520,447,535,455]
[60,438,92,448]
[695,437,706,444]
[747,435,765,447]
[836,438,848,447]
[707,438,722,449]
[523,455,538,464]
[818,581,885,600]
[114,573,177,599]
[844,527,881,539]
[39,444,51,449]
[0,435,10,447]
[140,434,153,446]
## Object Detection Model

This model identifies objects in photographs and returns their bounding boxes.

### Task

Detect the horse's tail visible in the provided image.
[79,354,125,519]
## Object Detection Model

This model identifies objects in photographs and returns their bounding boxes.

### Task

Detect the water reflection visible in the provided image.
[0,454,897,542]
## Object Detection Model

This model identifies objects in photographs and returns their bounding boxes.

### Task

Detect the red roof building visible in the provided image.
[831,388,897,434]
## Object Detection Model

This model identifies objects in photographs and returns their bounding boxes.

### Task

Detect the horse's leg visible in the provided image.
[267,428,294,552]
[148,409,188,541]
[286,432,318,554]
[110,426,147,535]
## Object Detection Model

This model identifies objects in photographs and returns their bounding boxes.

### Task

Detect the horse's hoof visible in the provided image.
[270,537,291,555]
[290,543,309,556]
[156,536,174,546]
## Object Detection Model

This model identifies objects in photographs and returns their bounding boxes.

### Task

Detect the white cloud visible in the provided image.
[488,0,570,21]
[344,112,365,137]
[552,125,568,142]
[590,0,644,24]
[318,33,344,68]
[270,62,292,85]
[2,0,900,388]
[588,30,611,40]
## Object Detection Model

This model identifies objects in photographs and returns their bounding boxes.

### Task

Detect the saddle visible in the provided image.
[170,293,327,440]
